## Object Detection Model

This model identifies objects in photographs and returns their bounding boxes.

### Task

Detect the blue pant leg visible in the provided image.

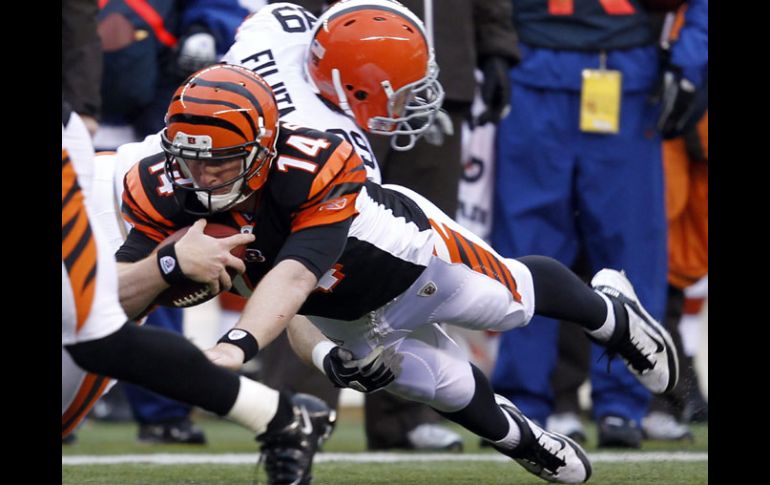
[490,83,580,424]
[491,318,559,426]
[123,307,192,423]
[575,91,668,423]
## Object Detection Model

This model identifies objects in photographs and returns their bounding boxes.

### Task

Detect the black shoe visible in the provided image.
[257,393,337,485]
[137,418,207,445]
[597,415,642,449]
[492,395,591,483]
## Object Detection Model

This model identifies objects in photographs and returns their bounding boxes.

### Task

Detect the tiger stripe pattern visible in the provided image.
[430,219,522,303]
[62,149,98,330]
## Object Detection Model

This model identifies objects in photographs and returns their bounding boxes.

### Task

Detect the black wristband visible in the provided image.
[217,328,260,362]
[156,243,191,285]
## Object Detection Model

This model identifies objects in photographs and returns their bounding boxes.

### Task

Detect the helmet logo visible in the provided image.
[174,132,212,150]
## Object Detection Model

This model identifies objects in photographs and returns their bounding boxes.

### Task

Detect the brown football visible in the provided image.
[153,223,247,308]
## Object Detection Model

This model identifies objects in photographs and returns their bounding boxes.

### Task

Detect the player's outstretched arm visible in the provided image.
[205,259,318,370]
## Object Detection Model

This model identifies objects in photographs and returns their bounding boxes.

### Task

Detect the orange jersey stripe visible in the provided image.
[495,257,522,302]
[122,207,168,242]
[292,193,359,233]
[62,373,110,438]
[62,151,98,329]
[124,163,176,229]
[482,248,509,285]
[474,240,504,281]
[429,219,462,263]
[430,219,521,303]
[308,142,354,200]
[231,211,252,229]
[453,231,484,274]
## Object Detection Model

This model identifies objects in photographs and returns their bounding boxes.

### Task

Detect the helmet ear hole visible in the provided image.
[354,90,368,101]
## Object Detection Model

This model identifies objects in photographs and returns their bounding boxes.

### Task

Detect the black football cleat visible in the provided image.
[257,393,337,485]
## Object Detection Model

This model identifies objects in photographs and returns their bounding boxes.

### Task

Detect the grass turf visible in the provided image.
[63,406,708,484]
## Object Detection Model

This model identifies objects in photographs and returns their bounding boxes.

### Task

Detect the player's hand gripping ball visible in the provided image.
[153,223,248,308]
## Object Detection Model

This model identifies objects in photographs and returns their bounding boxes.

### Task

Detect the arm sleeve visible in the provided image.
[120,162,178,242]
[115,228,160,263]
[275,219,352,279]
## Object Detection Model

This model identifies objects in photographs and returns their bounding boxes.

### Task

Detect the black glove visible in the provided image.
[323,345,403,393]
[654,67,699,139]
[175,25,217,76]
[651,45,708,140]
[475,56,512,126]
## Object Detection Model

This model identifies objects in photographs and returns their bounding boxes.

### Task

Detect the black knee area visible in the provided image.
[436,364,509,442]
[65,322,240,416]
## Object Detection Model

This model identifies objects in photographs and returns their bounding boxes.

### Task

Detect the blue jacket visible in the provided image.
[509,0,708,92]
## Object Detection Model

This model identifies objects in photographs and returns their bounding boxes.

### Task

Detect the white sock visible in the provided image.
[587,292,617,342]
[494,407,522,450]
[225,376,280,435]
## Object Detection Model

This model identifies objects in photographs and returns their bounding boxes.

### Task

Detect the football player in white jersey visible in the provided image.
[111,1,444,186]
[62,102,339,484]
[221,0,446,182]
[116,63,678,484]
[222,2,382,181]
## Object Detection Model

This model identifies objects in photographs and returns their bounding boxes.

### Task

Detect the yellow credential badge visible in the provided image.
[580,69,622,134]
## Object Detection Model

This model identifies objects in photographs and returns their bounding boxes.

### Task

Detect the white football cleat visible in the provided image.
[591,269,679,394]
[492,395,591,483]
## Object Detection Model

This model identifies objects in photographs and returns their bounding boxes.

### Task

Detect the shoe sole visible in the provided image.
[592,269,679,394]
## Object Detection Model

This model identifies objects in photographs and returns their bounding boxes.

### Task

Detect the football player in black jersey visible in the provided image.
[116,64,678,484]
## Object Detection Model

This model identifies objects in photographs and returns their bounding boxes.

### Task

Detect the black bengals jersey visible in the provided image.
[116,123,432,320]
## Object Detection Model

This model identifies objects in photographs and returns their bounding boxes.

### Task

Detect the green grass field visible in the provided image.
[63,407,708,484]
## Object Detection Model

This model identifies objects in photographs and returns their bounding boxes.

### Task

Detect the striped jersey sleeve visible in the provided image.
[121,154,187,242]
[270,124,367,232]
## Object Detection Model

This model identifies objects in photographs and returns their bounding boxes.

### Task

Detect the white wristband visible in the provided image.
[311,340,337,375]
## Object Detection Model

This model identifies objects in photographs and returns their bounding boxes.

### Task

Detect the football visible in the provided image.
[153,223,248,308]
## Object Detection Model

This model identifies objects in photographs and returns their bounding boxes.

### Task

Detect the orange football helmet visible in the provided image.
[161,64,279,214]
[306,0,444,151]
